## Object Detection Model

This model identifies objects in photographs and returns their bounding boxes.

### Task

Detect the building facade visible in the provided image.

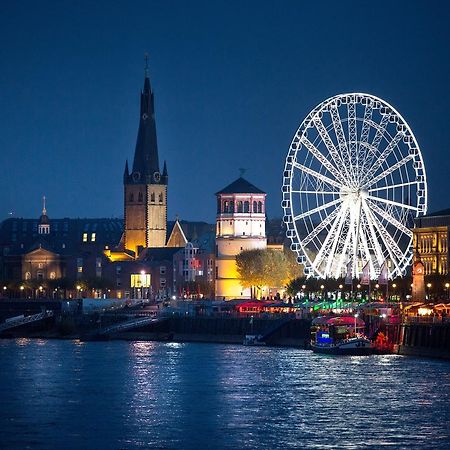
[413,209,450,275]
[215,177,267,299]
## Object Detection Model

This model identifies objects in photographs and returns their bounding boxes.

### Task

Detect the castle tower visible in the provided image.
[215,177,267,299]
[123,61,168,255]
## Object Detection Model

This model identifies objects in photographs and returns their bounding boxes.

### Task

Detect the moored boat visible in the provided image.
[310,316,373,355]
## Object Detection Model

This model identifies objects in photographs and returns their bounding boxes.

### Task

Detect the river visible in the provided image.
[0,339,449,449]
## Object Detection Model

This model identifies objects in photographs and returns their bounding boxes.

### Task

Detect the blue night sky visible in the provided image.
[0,0,449,223]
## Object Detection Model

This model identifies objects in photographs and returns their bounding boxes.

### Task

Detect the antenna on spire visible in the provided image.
[42,196,47,215]
[144,52,149,78]
[238,168,247,177]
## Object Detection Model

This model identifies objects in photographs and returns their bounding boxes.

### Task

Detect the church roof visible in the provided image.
[215,177,265,195]
[127,72,162,184]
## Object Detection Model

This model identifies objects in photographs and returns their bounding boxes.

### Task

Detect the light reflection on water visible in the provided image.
[0,340,449,449]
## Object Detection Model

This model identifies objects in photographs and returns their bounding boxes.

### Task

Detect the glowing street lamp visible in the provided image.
[445,282,449,300]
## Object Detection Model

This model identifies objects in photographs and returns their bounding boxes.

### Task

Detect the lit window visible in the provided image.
[91,233,96,242]
[83,233,88,242]
[50,272,56,279]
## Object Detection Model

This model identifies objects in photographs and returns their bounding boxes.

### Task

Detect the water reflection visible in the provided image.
[0,341,449,449]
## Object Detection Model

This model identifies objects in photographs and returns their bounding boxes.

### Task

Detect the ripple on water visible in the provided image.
[0,341,449,449]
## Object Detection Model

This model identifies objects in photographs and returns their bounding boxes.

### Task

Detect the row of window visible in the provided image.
[129,192,164,203]
[218,200,264,214]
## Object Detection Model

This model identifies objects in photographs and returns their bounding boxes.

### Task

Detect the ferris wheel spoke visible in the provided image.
[366,199,413,238]
[360,114,390,176]
[310,205,347,273]
[292,162,343,190]
[292,190,339,195]
[324,206,349,275]
[368,181,418,193]
[358,218,376,276]
[357,102,374,182]
[366,195,419,212]
[362,154,414,190]
[313,115,352,181]
[293,198,342,221]
[329,103,354,182]
[334,216,352,278]
[302,206,341,246]
[361,131,405,185]
[300,136,343,181]
[361,203,385,269]
[364,205,405,274]
[347,100,358,176]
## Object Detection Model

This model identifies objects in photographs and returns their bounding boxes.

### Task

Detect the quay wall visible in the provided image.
[120,316,312,346]
[398,323,450,360]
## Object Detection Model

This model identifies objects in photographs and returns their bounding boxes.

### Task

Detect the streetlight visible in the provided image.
[426,282,432,301]
[445,282,450,300]
[76,285,81,298]
[354,313,358,335]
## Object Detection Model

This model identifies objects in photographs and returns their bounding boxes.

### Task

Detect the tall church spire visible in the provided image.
[130,54,161,184]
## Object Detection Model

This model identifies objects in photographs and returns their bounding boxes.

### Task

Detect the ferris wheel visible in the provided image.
[282,93,427,280]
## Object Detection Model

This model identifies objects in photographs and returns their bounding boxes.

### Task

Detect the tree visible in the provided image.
[236,248,302,292]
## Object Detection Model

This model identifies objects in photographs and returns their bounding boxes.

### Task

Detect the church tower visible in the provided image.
[123,61,168,256]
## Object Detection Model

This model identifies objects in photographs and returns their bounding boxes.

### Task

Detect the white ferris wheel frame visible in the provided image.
[282,93,427,280]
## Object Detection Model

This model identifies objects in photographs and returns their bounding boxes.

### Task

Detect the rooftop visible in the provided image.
[215,177,265,195]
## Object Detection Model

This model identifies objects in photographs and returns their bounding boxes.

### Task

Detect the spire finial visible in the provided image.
[42,196,47,215]
[144,52,149,78]
[175,213,179,222]
[238,168,247,177]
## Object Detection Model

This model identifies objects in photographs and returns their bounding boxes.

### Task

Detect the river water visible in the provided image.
[0,339,449,449]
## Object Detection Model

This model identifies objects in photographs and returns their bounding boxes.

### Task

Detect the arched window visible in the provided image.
[159,193,163,203]
[217,199,221,214]
[150,192,155,202]
[237,201,243,213]
[223,201,229,213]
[230,200,235,213]
[50,272,56,279]
[129,193,134,202]
[244,201,250,213]
[25,272,31,280]
[253,201,257,213]
[258,201,262,213]
[138,192,143,202]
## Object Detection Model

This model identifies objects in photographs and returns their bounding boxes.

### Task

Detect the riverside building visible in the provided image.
[215,177,267,300]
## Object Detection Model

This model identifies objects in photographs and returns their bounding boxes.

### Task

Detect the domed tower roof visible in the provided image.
[215,177,265,195]
[38,196,51,234]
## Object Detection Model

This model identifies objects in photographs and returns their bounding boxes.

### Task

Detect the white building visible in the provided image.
[215,177,267,299]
